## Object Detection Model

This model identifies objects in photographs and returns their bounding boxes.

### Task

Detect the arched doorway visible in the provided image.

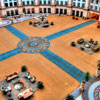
[39,8,42,13]
[7,11,10,16]
[27,8,30,14]
[72,10,75,16]
[44,8,46,13]
[15,9,18,15]
[80,11,83,17]
[60,9,63,14]
[76,11,79,17]
[48,8,51,13]
[56,8,58,14]
[32,8,34,13]
[64,9,67,15]
[11,10,14,16]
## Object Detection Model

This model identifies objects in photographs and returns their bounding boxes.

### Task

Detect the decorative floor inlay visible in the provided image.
[17,37,50,53]
[94,85,100,100]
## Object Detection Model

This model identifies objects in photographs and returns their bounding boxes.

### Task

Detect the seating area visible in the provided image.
[0,66,44,100]
[71,38,100,55]
[18,88,33,99]
[29,19,54,29]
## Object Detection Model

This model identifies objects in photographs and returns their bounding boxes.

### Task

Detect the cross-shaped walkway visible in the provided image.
[0,20,96,82]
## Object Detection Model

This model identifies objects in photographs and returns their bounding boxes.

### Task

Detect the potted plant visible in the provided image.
[50,22,54,25]
[84,72,90,82]
[65,94,74,100]
[37,81,44,89]
[71,41,76,47]
[21,65,27,72]
[29,21,32,25]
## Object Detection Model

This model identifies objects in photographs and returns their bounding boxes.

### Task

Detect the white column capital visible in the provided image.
[1,0,5,8]
[34,0,39,5]
[68,0,73,7]
[51,0,56,5]
[17,0,22,6]
[84,0,90,9]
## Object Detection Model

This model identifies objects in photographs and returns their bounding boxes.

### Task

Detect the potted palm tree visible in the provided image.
[29,21,32,25]
[37,81,44,89]
[71,41,76,47]
[8,98,13,100]
[41,16,45,21]
[21,65,27,72]
[65,94,74,100]
[84,72,90,82]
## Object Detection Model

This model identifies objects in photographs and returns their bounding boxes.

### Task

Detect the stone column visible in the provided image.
[67,0,73,16]
[83,0,90,19]
[34,0,39,13]
[51,0,56,14]
[1,0,5,8]
[84,0,90,10]
[95,67,100,78]
[17,0,22,7]
[17,0,23,15]
[18,8,23,15]
[80,80,85,92]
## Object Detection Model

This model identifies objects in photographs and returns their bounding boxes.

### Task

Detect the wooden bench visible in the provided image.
[5,72,19,81]
[18,88,33,99]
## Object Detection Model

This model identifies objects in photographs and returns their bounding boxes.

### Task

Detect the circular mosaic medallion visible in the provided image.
[17,37,50,53]
[13,82,24,91]
[84,43,91,48]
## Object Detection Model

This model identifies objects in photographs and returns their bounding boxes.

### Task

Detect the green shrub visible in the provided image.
[94,41,98,45]
[8,98,13,100]
[21,65,27,72]
[29,21,32,25]
[89,38,94,44]
[65,94,74,100]
[71,41,76,47]
[50,22,54,25]
[37,81,44,89]
[84,72,90,82]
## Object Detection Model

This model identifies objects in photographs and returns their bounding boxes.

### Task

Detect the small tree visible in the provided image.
[65,94,74,100]
[84,72,90,82]
[50,22,54,25]
[37,81,44,89]
[8,98,13,100]
[98,60,100,63]
[29,21,32,25]
[41,16,45,21]
[97,63,100,68]
[71,41,76,47]
[21,65,27,72]
[94,41,98,45]
[89,38,94,44]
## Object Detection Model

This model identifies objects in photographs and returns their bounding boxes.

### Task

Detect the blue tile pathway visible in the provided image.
[5,25,29,40]
[40,49,85,82]
[0,48,22,61]
[45,20,96,41]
